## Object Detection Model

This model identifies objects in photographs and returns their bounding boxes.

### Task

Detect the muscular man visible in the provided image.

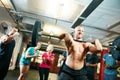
[0,27,19,80]
[58,25,102,80]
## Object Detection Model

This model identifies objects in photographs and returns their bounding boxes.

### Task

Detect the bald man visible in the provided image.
[58,25,102,80]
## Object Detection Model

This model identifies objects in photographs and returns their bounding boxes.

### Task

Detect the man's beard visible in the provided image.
[77,35,83,39]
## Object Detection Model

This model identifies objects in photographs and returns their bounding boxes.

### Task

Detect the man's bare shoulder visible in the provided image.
[84,42,92,48]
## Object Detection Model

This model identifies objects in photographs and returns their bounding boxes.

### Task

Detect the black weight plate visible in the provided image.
[111,36,120,61]
[31,21,41,46]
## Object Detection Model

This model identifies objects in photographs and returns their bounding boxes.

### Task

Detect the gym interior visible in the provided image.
[0,0,120,80]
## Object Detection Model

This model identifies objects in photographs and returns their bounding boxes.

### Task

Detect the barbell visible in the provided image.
[21,20,120,61]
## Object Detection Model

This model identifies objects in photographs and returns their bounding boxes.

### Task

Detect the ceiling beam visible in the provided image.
[10,10,73,25]
[9,0,17,11]
[82,24,120,35]
[71,0,104,28]
[23,11,72,23]
[84,25,120,44]
[101,35,118,43]
[107,21,120,30]
[20,29,59,39]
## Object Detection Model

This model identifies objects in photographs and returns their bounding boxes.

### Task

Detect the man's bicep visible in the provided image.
[64,33,72,41]
[88,43,97,52]
[89,43,102,53]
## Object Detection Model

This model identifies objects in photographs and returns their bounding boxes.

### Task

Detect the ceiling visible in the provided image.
[0,0,120,50]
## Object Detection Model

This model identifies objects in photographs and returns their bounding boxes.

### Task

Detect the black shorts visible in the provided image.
[58,64,88,80]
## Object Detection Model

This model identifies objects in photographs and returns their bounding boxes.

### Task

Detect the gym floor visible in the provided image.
[4,68,120,80]
[5,68,58,80]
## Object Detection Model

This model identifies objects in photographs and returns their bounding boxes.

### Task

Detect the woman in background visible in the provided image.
[39,45,55,80]
[18,42,41,80]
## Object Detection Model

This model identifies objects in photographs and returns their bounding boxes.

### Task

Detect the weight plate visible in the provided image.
[111,36,120,61]
[31,21,41,46]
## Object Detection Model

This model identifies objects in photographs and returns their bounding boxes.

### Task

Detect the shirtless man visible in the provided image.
[58,25,102,80]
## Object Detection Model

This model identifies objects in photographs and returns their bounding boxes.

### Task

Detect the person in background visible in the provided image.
[58,51,67,76]
[0,26,19,80]
[85,52,99,80]
[103,47,120,80]
[38,45,55,80]
[58,25,102,80]
[18,42,41,80]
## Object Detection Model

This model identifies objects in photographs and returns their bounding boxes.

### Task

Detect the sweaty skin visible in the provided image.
[59,26,102,70]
